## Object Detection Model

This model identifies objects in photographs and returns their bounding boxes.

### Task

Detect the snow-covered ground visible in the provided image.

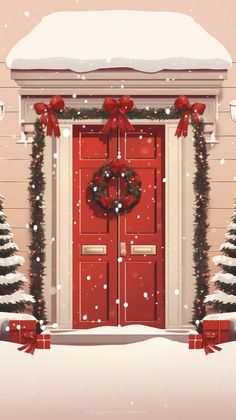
[1,337,236,420]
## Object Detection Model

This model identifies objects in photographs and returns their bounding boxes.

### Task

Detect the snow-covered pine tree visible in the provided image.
[0,194,35,312]
[204,199,236,312]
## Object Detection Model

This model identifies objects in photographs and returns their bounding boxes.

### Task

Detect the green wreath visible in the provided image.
[90,160,142,213]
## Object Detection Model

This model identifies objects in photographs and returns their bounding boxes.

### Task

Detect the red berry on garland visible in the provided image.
[123,195,136,208]
[94,175,105,185]
[99,195,113,208]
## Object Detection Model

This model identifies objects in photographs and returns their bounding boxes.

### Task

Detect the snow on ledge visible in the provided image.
[6,10,232,73]
[47,324,194,336]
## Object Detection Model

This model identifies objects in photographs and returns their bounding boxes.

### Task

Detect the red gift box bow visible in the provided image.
[34,95,65,137]
[101,96,135,134]
[17,332,37,355]
[174,95,206,138]
[203,332,222,355]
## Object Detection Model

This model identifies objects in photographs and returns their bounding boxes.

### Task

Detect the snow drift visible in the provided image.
[6,10,232,73]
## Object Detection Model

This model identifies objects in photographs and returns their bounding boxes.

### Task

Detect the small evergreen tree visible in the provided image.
[0,194,34,312]
[205,199,236,312]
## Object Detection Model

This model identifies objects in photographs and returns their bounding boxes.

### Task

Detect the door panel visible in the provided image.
[73,124,165,329]
[73,125,117,328]
[124,262,157,322]
[119,126,165,327]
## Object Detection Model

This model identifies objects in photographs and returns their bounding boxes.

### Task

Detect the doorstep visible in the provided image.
[44,325,195,345]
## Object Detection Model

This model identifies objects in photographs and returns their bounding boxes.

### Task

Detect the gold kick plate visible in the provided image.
[131,245,156,255]
[82,245,107,255]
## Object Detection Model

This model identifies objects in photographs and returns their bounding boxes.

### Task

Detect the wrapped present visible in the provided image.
[189,334,203,349]
[36,334,51,350]
[0,313,36,341]
[203,320,230,344]
[9,320,36,344]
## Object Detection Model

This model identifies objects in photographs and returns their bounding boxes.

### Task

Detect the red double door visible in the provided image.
[73,124,165,329]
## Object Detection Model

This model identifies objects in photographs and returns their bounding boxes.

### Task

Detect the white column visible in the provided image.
[56,125,73,328]
[165,124,183,329]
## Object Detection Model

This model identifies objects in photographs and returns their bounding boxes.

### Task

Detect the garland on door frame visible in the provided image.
[29,120,47,323]
[30,95,209,326]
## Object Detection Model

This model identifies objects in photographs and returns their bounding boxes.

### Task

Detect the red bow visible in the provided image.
[174,95,206,137]
[17,332,37,355]
[34,95,65,137]
[101,96,135,134]
[110,160,128,174]
[203,332,222,356]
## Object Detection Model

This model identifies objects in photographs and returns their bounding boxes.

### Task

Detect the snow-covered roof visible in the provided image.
[6,10,232,73]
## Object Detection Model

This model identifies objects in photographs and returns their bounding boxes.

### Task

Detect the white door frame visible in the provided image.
[44,119,194,330]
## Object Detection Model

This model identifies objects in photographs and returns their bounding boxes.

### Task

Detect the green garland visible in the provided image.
[55,106,182,121]
[31,106,209,327]
[29,120,47,323]
[192,119,210,327]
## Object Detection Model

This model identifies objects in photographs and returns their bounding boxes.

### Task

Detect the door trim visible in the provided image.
[50,120,191,329]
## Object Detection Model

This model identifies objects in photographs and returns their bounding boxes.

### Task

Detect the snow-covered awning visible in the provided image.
[6,10,232,73]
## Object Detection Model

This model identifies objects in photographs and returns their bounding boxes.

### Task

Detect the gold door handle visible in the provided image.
[120,242,127,257]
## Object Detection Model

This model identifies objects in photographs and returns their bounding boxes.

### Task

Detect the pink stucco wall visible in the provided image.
[0,0,235,278]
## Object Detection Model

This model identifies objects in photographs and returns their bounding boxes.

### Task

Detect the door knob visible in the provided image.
[120,242,127,257]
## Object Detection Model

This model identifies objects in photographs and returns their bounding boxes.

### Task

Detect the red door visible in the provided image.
[73,124,165,329]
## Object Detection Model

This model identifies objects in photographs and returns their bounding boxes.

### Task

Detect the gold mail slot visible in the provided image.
[131,245,156,255]
[82,245,107,255]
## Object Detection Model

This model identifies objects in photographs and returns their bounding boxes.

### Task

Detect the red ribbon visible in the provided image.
[17,332,37,355]
[101,96,135,134]
[203,333,222,356]
[174,95,206,137]
[34,95,65,137]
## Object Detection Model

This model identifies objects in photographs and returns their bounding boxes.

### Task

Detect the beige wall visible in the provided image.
[0,0,235,283]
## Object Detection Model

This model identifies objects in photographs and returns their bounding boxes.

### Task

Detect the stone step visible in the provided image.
[46,328,193,346]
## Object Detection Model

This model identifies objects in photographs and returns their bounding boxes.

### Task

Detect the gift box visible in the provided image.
[9,320,36,345]
[189,334,203,349]
[203,320,230,345]
[36,334,51,350]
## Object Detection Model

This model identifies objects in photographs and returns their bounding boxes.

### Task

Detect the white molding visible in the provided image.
[165,124,183,328]
[56,125,73,328]
[20,97,216,125]
[11,69,227,98]
[44,135,53,322]
[54,120,188,329]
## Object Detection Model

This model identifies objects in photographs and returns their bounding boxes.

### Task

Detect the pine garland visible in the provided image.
[192,119,210,326]
[28,120,47,322]
[31,106,210,326]
[55,106,182,121]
